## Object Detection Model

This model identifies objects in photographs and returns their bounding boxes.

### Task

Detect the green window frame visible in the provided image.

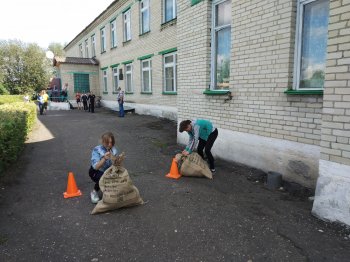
[73,73,90,93]
[293,0,330,90]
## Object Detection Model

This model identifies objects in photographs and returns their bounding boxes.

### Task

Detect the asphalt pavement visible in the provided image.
[0,108,349,262]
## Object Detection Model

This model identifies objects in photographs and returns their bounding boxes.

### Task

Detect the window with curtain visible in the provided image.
[141,59,152,92]
[102,69,108,92]
[100,27,106,52]
[211,0,231,90]
[164,0,176,23]
[163,53,177,92]
[140,0,150,34]
[110,19,117,48]
[294,0,330,90]
[85,39,89,58]
[124,10,131,41]
[113,67,119,92]
[125,64,133,92]
[91,34,96,57]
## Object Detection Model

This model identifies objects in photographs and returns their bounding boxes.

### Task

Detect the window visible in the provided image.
[123,10,131,41]
[210,0,231,90]
[110,19,117,48]
[91,34,96,57]
[125,64,133,92]
[100,27,106,52]
[113,67,119,93]
[102,69,108,92]
[141,59,152,92]
[79,44,83,57]
[140,0,150,34]
[73,73,90,93]
[163,53,177,92]
[294,0,329,90]
[85,39,89,58]
[164,0,176,23]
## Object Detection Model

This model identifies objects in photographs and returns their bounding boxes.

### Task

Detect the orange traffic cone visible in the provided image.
[63,172,82,198]
[166,158,181,180]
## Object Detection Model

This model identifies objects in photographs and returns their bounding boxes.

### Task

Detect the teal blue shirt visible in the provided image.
[185,119,214,153]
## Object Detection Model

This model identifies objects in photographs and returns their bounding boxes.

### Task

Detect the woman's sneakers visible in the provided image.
[90,190,100,204]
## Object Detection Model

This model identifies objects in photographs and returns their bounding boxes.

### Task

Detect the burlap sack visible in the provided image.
[175,152,213,179]
[91,153,143,214]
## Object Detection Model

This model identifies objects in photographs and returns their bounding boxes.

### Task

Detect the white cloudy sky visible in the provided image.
[0,0,113,48]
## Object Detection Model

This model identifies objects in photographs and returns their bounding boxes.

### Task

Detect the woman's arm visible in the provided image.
[184,125,200,153]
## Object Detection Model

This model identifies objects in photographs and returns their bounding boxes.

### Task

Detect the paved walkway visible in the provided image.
[0,108,349,261]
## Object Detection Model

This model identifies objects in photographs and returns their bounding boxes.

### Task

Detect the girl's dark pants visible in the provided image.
[39,103,44,115]
[89,166,103,191]
[197,128,218,169]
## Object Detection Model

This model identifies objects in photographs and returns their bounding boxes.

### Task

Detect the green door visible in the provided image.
[73,73,90,93]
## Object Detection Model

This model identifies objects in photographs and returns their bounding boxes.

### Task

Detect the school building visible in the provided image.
[54,0,350,226]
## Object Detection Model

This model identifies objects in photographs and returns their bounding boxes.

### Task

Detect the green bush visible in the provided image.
[0,95,24,105]
[0,101,37,175]
[0,84,9,95]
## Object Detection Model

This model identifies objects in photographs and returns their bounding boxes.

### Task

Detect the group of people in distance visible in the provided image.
[89,119,218,204]
[75,87,124,115]
[75,92,96,113]
[35,83,125,118]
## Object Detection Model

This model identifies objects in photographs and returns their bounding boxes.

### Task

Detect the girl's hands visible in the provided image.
[104,151,111,160]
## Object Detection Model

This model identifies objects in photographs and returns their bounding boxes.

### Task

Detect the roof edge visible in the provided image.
[64,0,120,50]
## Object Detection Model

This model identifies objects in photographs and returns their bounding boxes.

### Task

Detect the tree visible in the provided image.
[48,42,65,57]
[0,40,52,94]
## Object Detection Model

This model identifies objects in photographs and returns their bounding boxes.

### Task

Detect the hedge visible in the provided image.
[0,95,25,105]
[0,101,37,175]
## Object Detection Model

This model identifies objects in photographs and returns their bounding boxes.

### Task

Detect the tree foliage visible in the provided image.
[48,42,65,57]
[0,40,52,94]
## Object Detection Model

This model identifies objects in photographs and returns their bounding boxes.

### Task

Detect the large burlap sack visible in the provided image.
[175,152,213,179]
[91,153,143,214]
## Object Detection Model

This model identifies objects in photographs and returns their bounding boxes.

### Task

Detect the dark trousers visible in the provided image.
[89,103,95,113]
[119,103,124,117]
[197,128,218,169]
[89,166,103,191]
[39,103,44,115]
[83,101,88,110]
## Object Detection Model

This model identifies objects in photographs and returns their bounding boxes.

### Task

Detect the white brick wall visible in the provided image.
[64,0,178,108]
[58,64,99,99]
[178,0,324,149]
[320,0,350,166]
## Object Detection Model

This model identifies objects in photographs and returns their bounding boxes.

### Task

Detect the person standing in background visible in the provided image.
[37,91,44,115]
[117,87,125,117]
[81,93,88,111]
[75,92,82,110]
[88,92,96,113]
